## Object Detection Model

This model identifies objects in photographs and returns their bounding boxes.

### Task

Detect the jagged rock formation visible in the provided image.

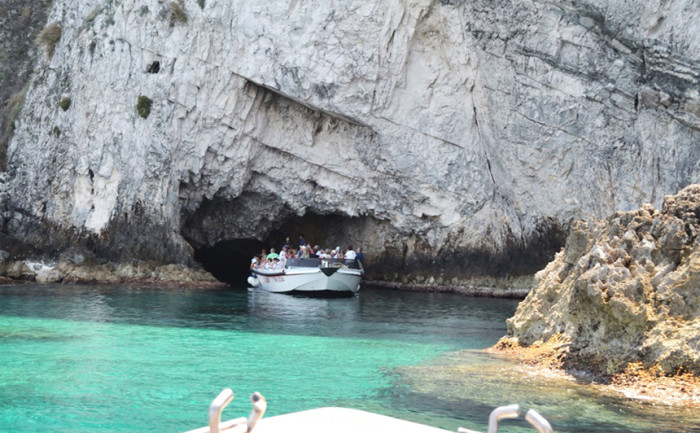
[504,184,700,376]
[1,0,699,284]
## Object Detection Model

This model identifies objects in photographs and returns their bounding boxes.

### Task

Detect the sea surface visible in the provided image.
[0,284,697,433]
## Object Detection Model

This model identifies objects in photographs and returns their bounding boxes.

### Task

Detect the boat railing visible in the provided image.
[182,389,266,433]
[323,258,362,269]
[286,258,362,270]
[458,404,553,433]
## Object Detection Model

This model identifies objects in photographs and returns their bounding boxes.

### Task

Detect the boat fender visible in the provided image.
[247,276,260,287]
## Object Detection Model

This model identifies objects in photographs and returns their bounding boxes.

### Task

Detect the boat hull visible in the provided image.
[251,267,362,294]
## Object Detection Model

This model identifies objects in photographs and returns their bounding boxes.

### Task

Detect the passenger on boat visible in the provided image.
[298,245,311,259]
[344,246,356,260]
[255,252,267,268]
[356,247,364,264]
[250,256,259,269]
[299,235,308,247]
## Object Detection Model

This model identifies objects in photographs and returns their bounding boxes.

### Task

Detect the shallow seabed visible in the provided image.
[0,284,697,433]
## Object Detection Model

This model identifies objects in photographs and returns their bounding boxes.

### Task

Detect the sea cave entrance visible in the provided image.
[191,212,372,286]
[193,239,265,286]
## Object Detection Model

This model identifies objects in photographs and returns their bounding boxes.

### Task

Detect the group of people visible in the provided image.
[250,234,364,270]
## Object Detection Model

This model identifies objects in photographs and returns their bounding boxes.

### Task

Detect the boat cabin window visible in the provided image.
[287,258,322,268]
[286,258,361,269]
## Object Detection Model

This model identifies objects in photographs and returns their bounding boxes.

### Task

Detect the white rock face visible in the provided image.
[4,0,700,281]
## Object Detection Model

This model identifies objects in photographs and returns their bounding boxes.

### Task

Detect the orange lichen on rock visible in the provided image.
[489,335,570,371]
[491,338,700,406]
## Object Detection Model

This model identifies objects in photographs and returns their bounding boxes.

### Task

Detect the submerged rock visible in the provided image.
[398,350,700,428]
[503,184,700,377]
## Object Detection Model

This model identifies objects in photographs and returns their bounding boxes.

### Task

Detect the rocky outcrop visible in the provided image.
[1,0,699,284]
[0,248,224,287]
[504,184,700,376]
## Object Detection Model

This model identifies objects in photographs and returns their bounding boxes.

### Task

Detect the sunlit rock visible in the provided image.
[506,184,700,376]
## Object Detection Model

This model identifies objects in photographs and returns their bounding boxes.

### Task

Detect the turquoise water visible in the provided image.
[0,285,698,433]
[0,285,512,432]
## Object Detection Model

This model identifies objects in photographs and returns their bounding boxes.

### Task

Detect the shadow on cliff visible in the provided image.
[189,213,567,288]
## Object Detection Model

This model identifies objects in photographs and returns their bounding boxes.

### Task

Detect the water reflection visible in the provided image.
[247,289,360,322]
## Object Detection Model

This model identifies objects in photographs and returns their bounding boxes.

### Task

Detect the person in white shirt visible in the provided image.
[344,246,356,260]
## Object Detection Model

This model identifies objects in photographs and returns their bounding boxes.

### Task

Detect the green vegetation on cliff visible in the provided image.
[57,96,71,111]
[136,95,152,119]
[36,22,62,58]
[168,1,188,26]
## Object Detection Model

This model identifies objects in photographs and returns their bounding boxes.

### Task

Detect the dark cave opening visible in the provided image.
[193,238,265,286]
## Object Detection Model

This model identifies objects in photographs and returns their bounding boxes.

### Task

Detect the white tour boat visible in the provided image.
[247,258,363,295]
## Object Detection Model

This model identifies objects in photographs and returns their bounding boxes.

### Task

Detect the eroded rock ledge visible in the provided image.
[495,184,700,402]
[0,246,225,288]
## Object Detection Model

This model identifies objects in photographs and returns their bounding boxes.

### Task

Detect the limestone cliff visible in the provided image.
[1,0,699,284]
[0,1,52,168]
[505,184,700,376]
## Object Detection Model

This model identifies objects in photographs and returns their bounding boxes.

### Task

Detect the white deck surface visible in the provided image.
[253,407,453,433]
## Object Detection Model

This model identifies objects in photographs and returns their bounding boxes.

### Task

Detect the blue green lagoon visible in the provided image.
[0,285,698,433]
